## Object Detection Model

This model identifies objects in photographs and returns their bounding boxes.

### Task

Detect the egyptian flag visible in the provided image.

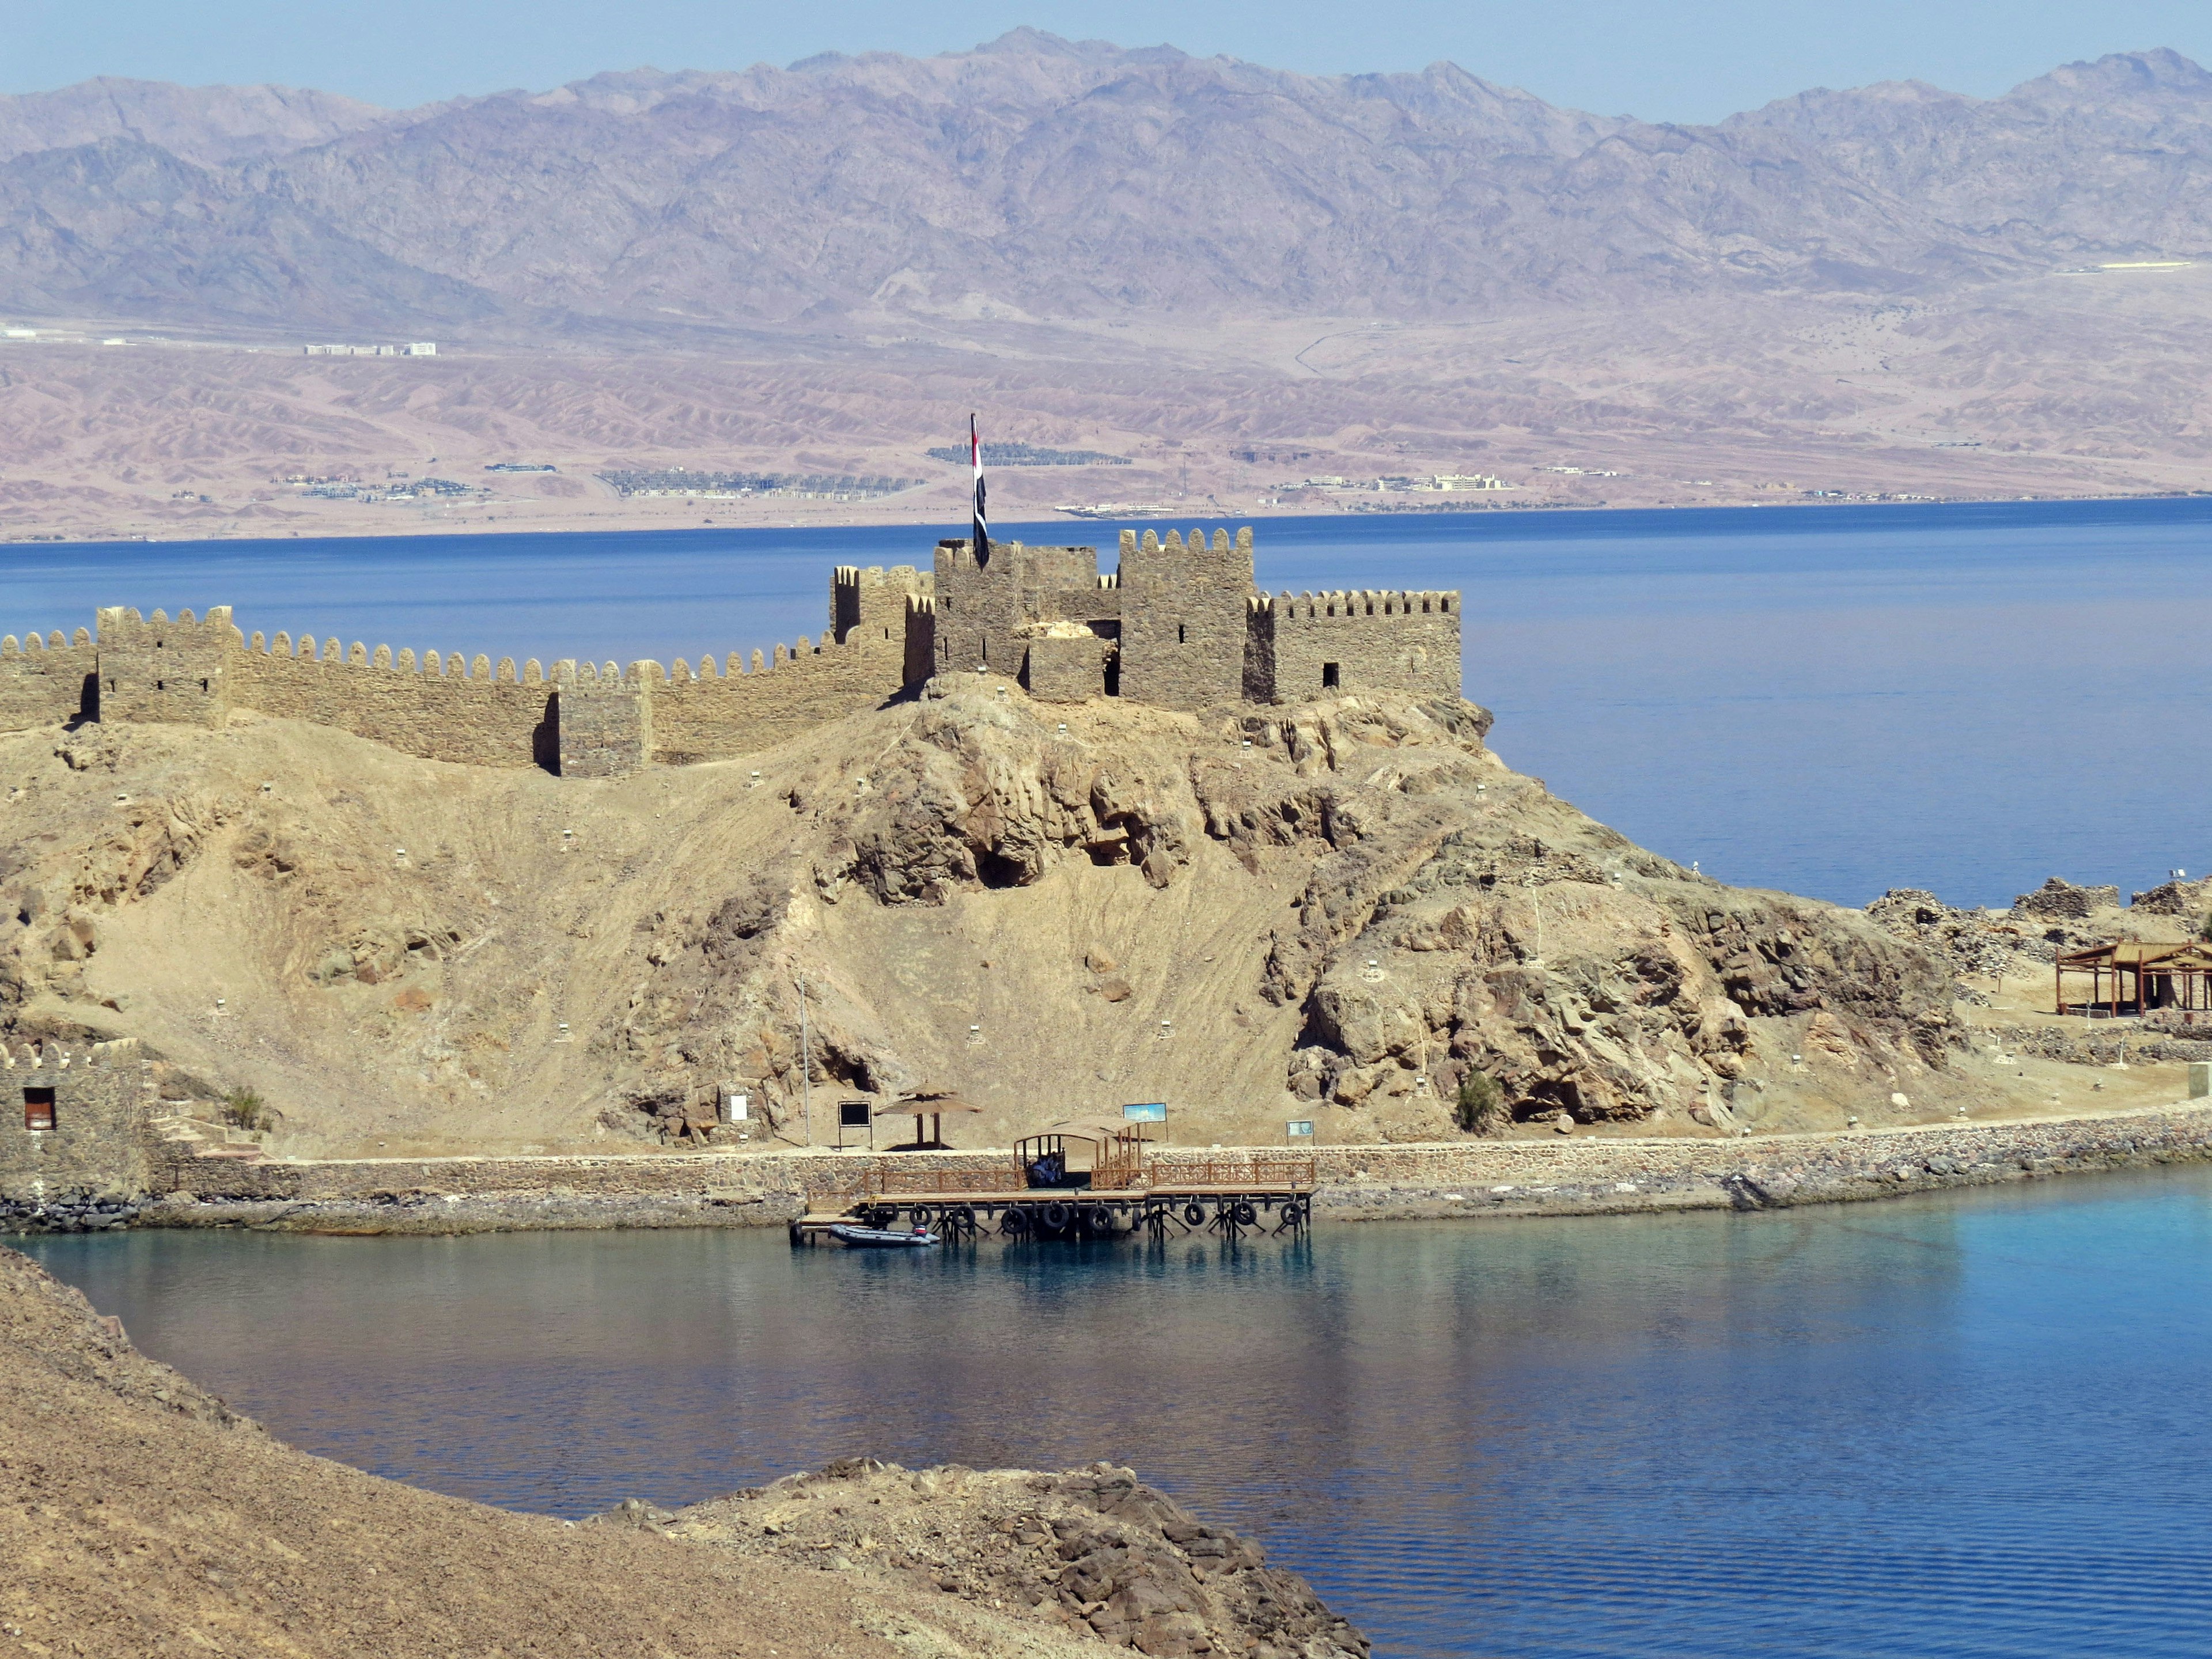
[970,412,990,559]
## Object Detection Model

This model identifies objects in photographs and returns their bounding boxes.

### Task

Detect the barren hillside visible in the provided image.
[0,682,1968,1158]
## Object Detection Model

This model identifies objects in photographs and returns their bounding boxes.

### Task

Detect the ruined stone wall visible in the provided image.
[227,631,557,770]
[0,630,96,732]
[95,607,237,728]
[1119,528,1255,711]
[0,1039,151,1202]
[1260,590,1463,703]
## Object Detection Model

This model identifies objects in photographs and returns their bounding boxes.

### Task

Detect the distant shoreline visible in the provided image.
[6,487,2212,555]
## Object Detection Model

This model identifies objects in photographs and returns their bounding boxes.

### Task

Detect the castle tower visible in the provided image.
[1116,528,1253,710]
[94,607,241,728]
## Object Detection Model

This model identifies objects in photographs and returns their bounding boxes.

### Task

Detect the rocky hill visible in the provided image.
[0,684,1963,1158]
[3,36,2211,332]
[0,1241,1347,1657]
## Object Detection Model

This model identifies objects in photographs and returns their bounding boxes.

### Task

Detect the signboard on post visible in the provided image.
[1122,1103,1168,1123]
[1286,1120,1315,1140]
[836,1099,874,1151]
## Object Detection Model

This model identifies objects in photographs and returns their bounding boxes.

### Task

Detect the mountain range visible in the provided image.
[4,32,2211,334]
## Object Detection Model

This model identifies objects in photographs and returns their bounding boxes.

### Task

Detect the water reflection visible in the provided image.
[22,1169,2212,1657]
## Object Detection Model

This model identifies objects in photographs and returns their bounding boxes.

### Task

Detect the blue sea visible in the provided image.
[6,497,2205,908]
[22,1172,2212,1659]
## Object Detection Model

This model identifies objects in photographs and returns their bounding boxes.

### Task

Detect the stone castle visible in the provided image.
[0,527,1460,777]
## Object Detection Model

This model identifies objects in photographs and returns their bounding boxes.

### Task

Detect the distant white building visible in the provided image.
[302,342,440,357]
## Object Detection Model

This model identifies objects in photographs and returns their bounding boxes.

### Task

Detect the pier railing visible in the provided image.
[854,1156,1312,1199]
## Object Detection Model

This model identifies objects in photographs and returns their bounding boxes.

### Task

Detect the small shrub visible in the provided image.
[1455,1074,1509,1136]
[224,1088,272,1134]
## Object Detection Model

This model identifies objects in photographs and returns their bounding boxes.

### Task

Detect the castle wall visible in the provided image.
[1260,590,1463,702]
[0,631,96,732]
[1119,527,1253,711]
[647,626,911,766]
[227,638,556,770]
[27,535,1459,777]
[0,1040,151,1202]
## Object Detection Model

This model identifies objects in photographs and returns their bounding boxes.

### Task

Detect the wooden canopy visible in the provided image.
[2055,940,2212,1018]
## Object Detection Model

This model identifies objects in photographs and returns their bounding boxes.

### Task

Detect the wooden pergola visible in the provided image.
[2054,940,2212,1020]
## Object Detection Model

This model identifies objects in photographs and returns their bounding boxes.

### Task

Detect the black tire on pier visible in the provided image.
[1002,1208,1032,1236]
[1232,1202,1259,1227]
[1183,1203,1206,1228]
[1039,1202,1071,1232]
[1083,1205,1113,1234]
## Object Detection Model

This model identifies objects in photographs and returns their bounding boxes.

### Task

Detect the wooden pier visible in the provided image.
[790,1125,1315,1246]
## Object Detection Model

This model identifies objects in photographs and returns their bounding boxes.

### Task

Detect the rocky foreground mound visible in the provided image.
[0,1243,1358,1657]
[615,1461,1365,1659]
[0,684,1961,1154]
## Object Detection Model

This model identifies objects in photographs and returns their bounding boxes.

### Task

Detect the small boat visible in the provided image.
[828,1223,940,1248]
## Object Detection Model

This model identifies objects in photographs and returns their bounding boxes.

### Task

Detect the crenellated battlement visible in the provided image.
[0,523,1460,779]
[1261,590,1458,620]
[0,1037,141,1071]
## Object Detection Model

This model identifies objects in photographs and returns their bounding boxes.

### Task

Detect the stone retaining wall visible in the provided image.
[1984,1022,2212,1065]
[118,1100,2212,1234]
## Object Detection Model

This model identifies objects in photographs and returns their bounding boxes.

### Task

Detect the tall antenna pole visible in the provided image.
[797,975,813,1146]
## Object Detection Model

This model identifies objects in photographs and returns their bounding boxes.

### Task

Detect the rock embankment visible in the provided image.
[103,1096,2212,1235]
[631,1459,1366,1659]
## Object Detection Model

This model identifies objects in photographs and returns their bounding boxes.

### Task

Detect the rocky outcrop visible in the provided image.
[2130,876,2212,919]
[648,1459,1368,1659]
[596,685,1962,1138]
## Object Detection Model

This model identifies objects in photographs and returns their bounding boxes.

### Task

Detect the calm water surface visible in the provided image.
[22,1171,2212,1659]
[2,498,2206,907]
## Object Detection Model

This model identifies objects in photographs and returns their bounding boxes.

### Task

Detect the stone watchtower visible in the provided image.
[1116,527,1253,710]
[94,607,241,726]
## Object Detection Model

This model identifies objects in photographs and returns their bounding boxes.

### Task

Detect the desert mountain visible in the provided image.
[0,686,1962,1159]
[2,35,2210,332]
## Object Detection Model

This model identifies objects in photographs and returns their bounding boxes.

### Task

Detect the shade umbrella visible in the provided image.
[892,1091,984,1149]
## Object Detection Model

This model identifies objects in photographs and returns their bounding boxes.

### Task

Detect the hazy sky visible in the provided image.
[2,0,2207,122]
